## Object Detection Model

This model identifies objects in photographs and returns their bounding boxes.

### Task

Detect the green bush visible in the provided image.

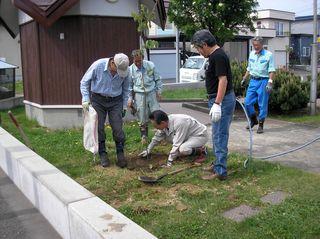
[269,69,309,112]
[231,61,247,97]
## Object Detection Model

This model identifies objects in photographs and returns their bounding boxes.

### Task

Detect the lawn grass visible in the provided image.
[162,88,207,100]
[271,112,320,126]
[15,80,23,95]
[1,107,320,239]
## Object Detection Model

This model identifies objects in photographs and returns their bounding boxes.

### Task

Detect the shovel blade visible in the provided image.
[138,175,159,183]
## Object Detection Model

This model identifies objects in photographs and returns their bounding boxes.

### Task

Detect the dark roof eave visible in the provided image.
[0,17,16,38]
[155,0,167,30]
[13,0,79,27]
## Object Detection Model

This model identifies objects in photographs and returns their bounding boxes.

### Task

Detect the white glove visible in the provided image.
[266,79,273,93]
[139,149,150,157]
[209,103,222,122]
[82,101,90,111]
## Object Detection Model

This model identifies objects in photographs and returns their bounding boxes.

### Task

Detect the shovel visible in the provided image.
[8,111,33,150]
[138,164,201,184]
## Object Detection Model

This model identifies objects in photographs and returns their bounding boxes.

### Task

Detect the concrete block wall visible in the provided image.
[0,95,24,110]
[0,127,157,239]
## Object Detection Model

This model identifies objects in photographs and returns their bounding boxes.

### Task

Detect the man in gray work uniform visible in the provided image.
[80,53,129,168]
[139,110,208,167]
[128,49,162,144]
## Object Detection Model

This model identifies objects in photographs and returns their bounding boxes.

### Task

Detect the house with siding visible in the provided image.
[2,0,166,129]
[291,15,320,66]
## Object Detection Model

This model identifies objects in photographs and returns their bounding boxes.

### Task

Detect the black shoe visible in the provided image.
[246,114,258,130]
[99,153,110,168]
[257,120,264,134]
[116,151,127,168]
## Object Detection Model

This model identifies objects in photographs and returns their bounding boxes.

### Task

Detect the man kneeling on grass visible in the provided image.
[139,110,208,167]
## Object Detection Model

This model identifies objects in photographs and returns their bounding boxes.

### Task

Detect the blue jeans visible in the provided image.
[245,78,269,120]
[208,91,236,176]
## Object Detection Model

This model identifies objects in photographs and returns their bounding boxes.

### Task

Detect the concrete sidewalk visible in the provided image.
[0,168,61,239]
[161,102,320,174]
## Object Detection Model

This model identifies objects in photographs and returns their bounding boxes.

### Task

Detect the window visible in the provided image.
[275,22,284,36]
[302,47,311,57]
[257,21,261,28]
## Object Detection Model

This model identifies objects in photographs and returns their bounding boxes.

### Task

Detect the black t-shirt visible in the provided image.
[205,48,233,95]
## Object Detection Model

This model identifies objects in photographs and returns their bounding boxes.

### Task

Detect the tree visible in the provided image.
[132,3,159,57]
[168,0,258,46]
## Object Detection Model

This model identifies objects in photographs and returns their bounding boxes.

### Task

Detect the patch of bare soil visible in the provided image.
[126,153,195,171]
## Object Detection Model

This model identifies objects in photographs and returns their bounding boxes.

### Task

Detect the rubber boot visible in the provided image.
[257,120,264,134]
[140,125,148,144]
[115,142,127,168]
[99,152,110,168]
[246,114,258,130]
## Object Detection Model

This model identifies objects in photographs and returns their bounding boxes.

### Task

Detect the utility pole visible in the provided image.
[175,27,180,83]
[310,0,318,115]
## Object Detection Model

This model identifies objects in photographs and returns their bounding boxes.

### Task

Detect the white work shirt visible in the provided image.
[149,114,207,159]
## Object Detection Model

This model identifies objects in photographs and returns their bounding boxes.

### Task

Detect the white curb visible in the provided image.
[0,127,157,239]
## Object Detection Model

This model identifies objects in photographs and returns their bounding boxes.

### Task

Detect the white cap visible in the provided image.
[114,53,129,77]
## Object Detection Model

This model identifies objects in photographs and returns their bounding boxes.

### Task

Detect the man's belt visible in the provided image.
[92,92,122,101]
[251,76,268,80]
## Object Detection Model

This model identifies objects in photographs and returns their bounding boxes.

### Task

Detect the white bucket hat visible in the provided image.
[114,53,129,77]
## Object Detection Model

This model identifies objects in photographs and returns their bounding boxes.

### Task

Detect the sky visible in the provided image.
[257,0,317,16]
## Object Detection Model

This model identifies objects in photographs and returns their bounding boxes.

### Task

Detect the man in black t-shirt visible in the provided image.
[191,29,236,181]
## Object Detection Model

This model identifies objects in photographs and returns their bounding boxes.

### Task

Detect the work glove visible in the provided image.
[241,77,246,88]
[82,101,90,111]
[209,103,222,122]
[139,149,150,157]
[122,109,127,118]
[266,79,273,93]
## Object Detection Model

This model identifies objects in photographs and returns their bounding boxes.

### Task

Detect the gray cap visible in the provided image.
[114,53,129,77]
[191,29,217,47]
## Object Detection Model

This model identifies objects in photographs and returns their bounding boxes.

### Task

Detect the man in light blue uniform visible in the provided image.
[80,53,129,168]
[128,49,162,144]
[242,36,275,134]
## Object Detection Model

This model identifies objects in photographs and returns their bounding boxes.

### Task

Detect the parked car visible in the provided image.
[179,56,208,82]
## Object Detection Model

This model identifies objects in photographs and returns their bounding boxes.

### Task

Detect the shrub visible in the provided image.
[231,61,247,97]
[269,69,309,112]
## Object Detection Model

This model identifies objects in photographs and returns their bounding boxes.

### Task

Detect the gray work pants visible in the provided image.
[91,93,125,155]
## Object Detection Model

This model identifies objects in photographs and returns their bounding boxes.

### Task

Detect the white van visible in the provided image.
[179,56,208,83]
